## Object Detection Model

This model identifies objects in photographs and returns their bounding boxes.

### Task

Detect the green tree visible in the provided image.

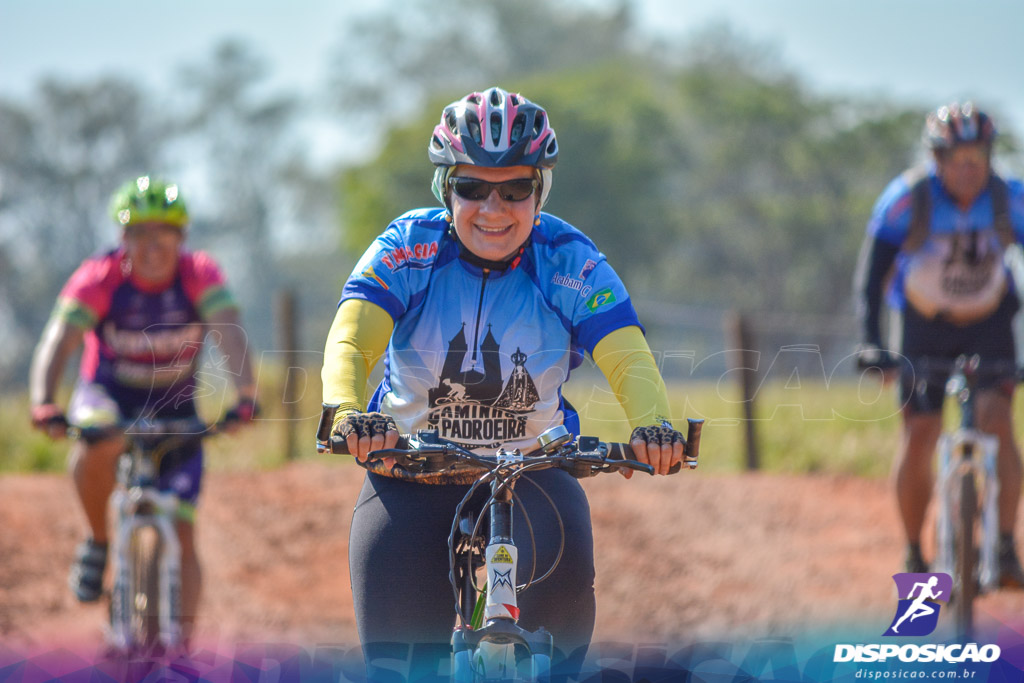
[660,32,925,314]
[334,20,925,321]
[175,40,303,345]
[0,78,163,384]
[329,0,636,136]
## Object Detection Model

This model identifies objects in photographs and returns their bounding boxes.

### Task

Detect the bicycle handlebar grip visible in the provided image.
[608,430,701,475]
[684,418,703,463]
[329,434,411,456]
[318,403,412,457]
[606,442,634,461]
[605,443,656,476]
[659,418,703,474]
[317,403,338,446]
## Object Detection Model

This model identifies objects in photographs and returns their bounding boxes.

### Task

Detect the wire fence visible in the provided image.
[636,299,861,384]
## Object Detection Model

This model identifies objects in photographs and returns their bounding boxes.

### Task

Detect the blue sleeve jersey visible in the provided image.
[866,167,1024,312]
[339,208,641,452]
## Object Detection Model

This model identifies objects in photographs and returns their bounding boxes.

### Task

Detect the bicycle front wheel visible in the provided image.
[129,526,162,651]
[954,470,977,641]
[530,653,551,683]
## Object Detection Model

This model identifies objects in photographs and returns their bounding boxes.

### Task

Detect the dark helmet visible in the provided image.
[428,87,558,207]
[924,102,997,151]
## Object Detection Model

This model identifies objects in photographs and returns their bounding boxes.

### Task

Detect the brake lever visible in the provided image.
[612,459,655,476]
[367,447,416,462]
[570,452,656,477]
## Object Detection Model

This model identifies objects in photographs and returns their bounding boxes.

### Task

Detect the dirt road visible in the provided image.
[2,461,1023,661]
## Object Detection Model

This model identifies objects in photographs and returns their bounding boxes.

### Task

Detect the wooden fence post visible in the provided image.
[276,289,300,461]
[725,311,760,471]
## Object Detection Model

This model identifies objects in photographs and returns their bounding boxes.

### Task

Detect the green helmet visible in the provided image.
[109,175,189,229]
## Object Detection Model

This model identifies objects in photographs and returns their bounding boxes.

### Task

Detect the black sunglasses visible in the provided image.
[448,176,539,202]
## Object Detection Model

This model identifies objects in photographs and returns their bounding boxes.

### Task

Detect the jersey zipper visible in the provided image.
[471,269,490,365]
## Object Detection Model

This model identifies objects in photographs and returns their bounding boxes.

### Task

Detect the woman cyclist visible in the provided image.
[321,87,689,676]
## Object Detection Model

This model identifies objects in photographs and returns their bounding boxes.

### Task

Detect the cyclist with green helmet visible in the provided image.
[29,175,258,636]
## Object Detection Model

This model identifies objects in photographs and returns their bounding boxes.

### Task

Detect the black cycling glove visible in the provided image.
[855,343,899,371]
[334,411,398,440]
[630,424,685,447]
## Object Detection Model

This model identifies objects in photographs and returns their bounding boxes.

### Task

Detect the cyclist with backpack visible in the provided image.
[321,87,687,674]
[28,176,258,637]
[855,103,1024,583]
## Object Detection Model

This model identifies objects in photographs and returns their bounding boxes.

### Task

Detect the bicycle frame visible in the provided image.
[84,415,215,655]
[922,354,1013,640]
[450,452,555,682]
[108,452,184,651]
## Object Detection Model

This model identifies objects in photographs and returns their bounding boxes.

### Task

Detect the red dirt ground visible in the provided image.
[3,462,1024,664]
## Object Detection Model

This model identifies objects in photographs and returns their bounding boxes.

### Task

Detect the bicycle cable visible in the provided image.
[513,468,566,591]
[447,458,570,624]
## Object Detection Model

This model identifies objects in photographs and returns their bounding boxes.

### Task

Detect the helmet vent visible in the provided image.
[534,112,546,136]
[510,113,525,144]
[490,112,503,146]
[465,111,482,144]
[445,110,458,134]
[490,89,502,107]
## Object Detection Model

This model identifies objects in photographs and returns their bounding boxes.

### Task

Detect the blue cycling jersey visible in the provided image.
[867,165,1024,311]
[340,208,641,452]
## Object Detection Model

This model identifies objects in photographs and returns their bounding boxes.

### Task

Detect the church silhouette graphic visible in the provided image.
[428,323,539,412]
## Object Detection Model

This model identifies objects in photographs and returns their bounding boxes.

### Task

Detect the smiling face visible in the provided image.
[123,222,184,285]
[449,165,540,263]
[935,142,991,208]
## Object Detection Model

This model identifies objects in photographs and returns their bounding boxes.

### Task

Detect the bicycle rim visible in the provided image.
[129,527,162,650]
[954,471,977,641]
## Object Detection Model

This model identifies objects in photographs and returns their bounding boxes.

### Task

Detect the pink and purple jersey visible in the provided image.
[54,247,237,409]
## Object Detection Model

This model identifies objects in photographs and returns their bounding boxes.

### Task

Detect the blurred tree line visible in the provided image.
[0,0,1018,388]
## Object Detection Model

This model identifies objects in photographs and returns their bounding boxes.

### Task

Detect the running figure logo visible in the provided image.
[883,573,952,637]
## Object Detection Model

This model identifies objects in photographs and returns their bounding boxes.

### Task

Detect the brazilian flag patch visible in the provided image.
[586,288,616,311]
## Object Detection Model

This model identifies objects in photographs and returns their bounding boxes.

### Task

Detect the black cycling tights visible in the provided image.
[349,468,596,680]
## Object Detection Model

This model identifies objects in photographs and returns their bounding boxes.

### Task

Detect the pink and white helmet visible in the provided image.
[429,87,558,207]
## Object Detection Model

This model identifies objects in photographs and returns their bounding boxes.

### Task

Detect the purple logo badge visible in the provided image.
[883,573,952,637]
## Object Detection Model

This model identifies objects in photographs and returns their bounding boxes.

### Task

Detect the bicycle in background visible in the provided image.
[72,415,221,656]
[920,355,1019,640]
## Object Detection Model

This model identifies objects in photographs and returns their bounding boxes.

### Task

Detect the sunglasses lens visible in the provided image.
[498,179,537,201]
[450,177,537,202]
[451,178,491,200]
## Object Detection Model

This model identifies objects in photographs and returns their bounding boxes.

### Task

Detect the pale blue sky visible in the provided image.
[2,0,1023,149]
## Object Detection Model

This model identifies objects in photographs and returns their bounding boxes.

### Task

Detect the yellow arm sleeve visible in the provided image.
[591,325,674,429]
[321,299,395,415]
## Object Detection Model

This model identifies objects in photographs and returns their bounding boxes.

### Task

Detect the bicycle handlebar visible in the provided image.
[68,415,224,444]
[316,404,703,479]
[911,355,1024,392]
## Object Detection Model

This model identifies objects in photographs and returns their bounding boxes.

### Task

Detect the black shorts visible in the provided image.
[349,469,595,678]
[900,293,1019,413]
